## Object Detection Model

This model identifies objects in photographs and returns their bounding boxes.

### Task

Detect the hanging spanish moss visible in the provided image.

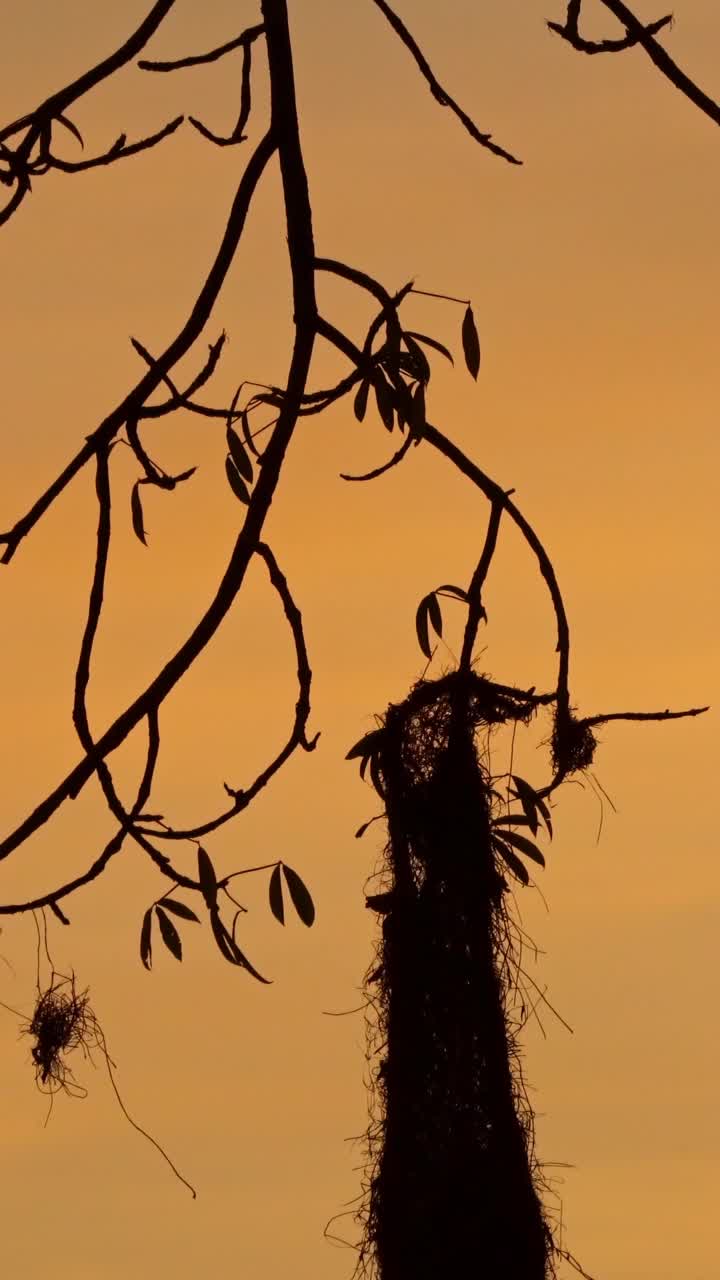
[356,669,557,1280]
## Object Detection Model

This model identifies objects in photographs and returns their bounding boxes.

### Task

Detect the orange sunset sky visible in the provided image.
[0,3,718,1277]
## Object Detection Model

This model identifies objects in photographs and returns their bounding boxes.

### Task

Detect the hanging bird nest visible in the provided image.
[355,670,561,1280]
[25,971,101,1098]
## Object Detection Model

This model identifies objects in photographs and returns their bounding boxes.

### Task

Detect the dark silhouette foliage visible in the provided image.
[0,0,715,1265]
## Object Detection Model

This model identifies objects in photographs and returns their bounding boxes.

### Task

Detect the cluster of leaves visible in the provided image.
[352,299,480,441]
[139,847,315,981]
[346,727,386,803]
[491,776,553,887]
[414,583,470,660]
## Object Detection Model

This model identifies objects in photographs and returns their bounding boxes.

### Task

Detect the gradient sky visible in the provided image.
[0,3,718,1277]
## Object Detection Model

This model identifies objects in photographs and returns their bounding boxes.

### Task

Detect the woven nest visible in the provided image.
[356,671,559,1280]
[26,973,100,1098]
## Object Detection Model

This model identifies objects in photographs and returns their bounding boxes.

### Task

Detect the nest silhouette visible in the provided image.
[26,972,101,1098]
[358,671,558,1280]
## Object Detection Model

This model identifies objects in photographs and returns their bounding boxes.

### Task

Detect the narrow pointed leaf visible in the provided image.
[56,113,84,147]
[197,847,218,910]
[228,928,272,983]
[369,752,385,800]
[156,907,182,961]
[173,466,197,483]
[281,864,315,927]
[405,330,454,364]
[409,381,426,437]
[373,372,394,431]
[226,425,253,481]
[461,305,481,379]
[415,596,433,660]
[493,839,530,885]
[435,583,468,602]
[240,407,260,458]
[159,898,200,923]
[497,828,546,867]
[209,907,238,963]
[493,814,533,828]
[354,378,370,422]
[225,454,250,503]
[130,481,147,545]
[346,728,384,761]
[427,591,443,639]
[140,907,153,971]
[269,863,285,925]
[402,333,431,384]
[509,776,539,835]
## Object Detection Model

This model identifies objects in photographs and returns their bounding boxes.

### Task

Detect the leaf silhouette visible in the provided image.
[197,847,218,910]
[436,583,468,602]
[130,481,147,545]
[225,454,250,503]
[156,906,182,961]
[493,813,533,828]
[402,333,431,384]
[173,466,197,484]
[373,372,395,431]
[269,863,284,925]
[209,908,239,963]
[409,382,426,436]
[228,929,272,983]
[281,864,315,927]
[461,305,481,379]
[369,752,385,800]
[427,591,443,639]
[346,728,384,760]
[140,907,153,971]
[354,378,370,422]
[240,407,260,458]
[405,330,454,364]
[493,839,530,885]
[415,595,433,660]
[159,898,200,923]
[226,425,253,482]
[511,775,553,838]
[497,828,545,867]
[56,113,84,147]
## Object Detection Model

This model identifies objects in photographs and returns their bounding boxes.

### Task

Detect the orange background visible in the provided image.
[0,3,718,1277]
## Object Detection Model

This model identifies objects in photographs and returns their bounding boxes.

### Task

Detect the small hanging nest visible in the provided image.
[26,971,101,1098]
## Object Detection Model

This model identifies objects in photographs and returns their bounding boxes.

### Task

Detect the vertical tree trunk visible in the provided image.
[366,676,551,1279]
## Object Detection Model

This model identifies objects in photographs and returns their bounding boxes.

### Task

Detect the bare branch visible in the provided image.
[548,3,673,54]
[369,0,521,164]
[139,23,265,72]
[0,1,178,142]
[459,499,503,673]
[549,0,720,127]
[136,540,319,842]
[581,705,708,728]
[0,130,276,564]
[45,116,183,173]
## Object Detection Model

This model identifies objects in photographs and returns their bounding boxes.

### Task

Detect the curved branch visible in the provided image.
[0,1,177,143]
[421,422,571,728]
[46,116,183,173]
[459,498,503,673]
[0,0,317,870]
[550,1,720,127]
[369,0,521,164]
[139,23,265,72]
[0,129,276,564]
[136,540,319,842]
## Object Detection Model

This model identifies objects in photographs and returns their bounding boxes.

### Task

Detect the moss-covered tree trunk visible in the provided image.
[365,674,551,1279]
